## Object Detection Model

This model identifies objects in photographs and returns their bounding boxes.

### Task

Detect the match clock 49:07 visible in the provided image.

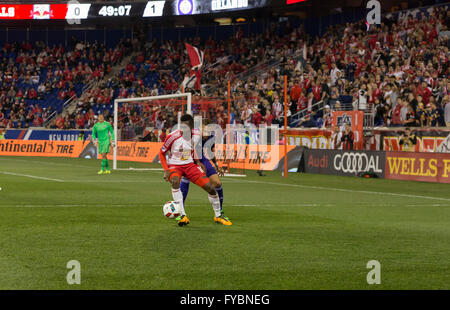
[98,5,132,17]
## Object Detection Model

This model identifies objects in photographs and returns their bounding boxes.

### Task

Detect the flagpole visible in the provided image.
[181,85,185,114]
[227,80,231,124]
[284,75,288,179]
[226,81,231,175]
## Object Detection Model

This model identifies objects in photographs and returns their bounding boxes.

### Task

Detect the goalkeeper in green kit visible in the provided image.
[92,114,115,174]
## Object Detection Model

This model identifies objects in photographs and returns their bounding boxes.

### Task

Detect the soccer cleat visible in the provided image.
[176,215,190,227]
[214,215,232,226]
[97,170,105,175]
[104,170,111,174]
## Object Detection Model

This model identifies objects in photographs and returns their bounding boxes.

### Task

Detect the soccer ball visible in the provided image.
[163,201,181,219]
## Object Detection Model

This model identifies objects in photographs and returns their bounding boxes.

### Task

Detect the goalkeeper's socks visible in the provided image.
[172,188,186,216]
[105,159,109,170]
[208,194,221,217]
[180,178,190,204]
[215,185,224,211]
[101,159,106,171]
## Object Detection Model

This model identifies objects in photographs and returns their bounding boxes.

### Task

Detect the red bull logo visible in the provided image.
[30,4,52,19]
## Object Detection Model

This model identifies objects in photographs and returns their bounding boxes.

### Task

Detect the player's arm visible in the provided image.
[209,145,224,176]
[159,149,171,181]
[92,124,98,145]
[108,122,116,147]
[192,148,206,172]
[160,134,176,181]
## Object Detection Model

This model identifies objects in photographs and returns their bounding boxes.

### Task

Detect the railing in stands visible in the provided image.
[236,50,303,82]
[289,100,324,128]
[204,49,304,95]
[289,99,376,129]
[43,79,95,127]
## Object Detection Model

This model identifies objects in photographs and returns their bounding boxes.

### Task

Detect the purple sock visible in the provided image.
[180,178,190,204]
[215,185,224,211]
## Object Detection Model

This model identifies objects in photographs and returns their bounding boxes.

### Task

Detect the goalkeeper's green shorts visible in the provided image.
[98,142,111,154]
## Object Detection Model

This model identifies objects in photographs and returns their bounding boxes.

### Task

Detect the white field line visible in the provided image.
[0,171,64,182]
[1,203,449,208]
[0,157,93,169]
[65,180,162,183]
[224,173,247,177]
[114,168,164,171]
[0,203,322,208]
[227,179,450,203]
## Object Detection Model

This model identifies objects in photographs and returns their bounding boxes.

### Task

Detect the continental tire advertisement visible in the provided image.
[215,144,297,171]
[0,139,96,158]
[106,142,162,163]
[303,149,386,178]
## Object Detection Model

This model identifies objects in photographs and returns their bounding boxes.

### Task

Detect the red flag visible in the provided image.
[185,43,204,70]
[185,43,204,90]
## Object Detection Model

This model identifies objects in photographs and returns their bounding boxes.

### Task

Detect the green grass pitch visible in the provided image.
[0,156,449,290]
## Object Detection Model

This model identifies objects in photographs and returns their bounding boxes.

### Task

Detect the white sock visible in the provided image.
[172,188,186,216]
[208,194,221,217]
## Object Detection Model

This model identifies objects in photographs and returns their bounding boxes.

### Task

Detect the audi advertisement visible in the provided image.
[302,149,386,178]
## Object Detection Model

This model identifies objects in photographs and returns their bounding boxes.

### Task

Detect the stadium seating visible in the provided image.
[1,3,449,132]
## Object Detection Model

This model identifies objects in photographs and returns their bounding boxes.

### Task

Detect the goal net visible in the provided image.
[112,92,191,170]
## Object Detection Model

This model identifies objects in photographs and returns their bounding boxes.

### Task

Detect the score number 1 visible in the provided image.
[143,1,166,17]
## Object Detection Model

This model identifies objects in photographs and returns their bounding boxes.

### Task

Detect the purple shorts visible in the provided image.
[200,158,217,177]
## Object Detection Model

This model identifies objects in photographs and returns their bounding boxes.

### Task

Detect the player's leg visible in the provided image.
[179,177,190,204]
[103,152,111,174]
[209,174,225,213]
[98,142,111,174]
[167,168,189,226]
[201,159,225,215]
[104,142,111,173]
[98,153,107,174]
[187,163,232,226]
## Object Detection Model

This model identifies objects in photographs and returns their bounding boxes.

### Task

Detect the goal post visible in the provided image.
[112,92,192,170]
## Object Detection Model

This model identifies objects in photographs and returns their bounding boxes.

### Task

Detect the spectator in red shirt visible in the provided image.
[251,107,262,126]
[28,88,37,99]
[341,123,354,150]
[75,114,85,129]
[264,108,274,125]
[290,79,302,102]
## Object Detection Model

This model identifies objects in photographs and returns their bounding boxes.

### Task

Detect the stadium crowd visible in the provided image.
[0,37,129,129]
[0,4,449,137]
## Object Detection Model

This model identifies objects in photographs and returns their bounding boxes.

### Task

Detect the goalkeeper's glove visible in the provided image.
[111,141,116,148]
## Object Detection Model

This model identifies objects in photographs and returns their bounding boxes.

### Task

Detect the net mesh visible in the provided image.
[117,97,186,142]
[112,93,248,176]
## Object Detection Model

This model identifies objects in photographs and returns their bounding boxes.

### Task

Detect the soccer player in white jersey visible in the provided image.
[158,114,229,226]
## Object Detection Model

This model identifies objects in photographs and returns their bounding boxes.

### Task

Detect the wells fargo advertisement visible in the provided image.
[385,151,450,183]
[0,139,92,158]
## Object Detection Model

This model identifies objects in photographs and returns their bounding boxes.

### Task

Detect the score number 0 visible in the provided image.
[66,3,91,20]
